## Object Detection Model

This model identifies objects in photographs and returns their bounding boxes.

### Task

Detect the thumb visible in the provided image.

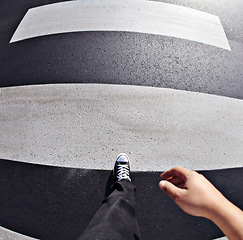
[159,180,183,201]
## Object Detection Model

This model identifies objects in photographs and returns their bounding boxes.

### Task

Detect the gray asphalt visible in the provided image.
[1,159,243,240]
[0,0,242,98]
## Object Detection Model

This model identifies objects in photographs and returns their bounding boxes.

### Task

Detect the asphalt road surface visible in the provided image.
[0,0,242,239]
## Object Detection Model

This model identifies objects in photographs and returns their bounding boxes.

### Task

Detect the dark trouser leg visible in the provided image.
[79,180,140,240]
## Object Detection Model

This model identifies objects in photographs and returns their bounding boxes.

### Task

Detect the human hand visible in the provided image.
[159,166,225,219]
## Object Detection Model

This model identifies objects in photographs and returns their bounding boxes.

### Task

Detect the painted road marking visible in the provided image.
[10,0,231,50]
[0,84,242,171]
[0,227,37,240]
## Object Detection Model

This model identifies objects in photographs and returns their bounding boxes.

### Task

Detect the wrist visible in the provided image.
[206,195,229,221]
[207,196,243,240]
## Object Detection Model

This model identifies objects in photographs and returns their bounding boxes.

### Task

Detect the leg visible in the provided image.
[79,154,140,240]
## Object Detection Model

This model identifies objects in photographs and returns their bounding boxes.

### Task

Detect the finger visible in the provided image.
[161,166,190,179]
[161,166,191,181]
[159,180,184,201]
[166,176,184,186]
[177,182,186,189]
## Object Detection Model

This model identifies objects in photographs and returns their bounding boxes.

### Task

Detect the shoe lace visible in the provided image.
[117,164,130,179]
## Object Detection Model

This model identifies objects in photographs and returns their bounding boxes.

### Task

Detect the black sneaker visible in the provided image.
[113,153,131,182]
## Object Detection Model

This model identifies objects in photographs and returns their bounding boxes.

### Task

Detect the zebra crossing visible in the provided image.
[0,0,242,239]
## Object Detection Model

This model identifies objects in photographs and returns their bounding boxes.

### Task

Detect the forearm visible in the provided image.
[208,196,243,240]
[160,167,243,239]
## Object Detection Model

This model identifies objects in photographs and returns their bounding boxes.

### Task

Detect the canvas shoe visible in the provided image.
[113,153,131,182]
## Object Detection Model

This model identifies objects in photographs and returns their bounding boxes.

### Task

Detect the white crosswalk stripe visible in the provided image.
[10,0,230,50]
[1,84,242,171]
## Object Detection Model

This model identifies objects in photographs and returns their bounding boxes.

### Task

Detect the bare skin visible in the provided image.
[159,166,243,240]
